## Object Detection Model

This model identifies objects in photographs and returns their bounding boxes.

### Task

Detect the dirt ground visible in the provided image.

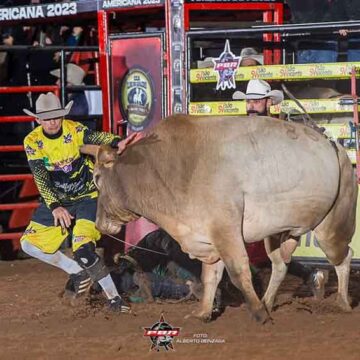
[1,259,360,360]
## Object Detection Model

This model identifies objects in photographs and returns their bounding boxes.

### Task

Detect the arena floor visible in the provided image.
[1,259,360,360]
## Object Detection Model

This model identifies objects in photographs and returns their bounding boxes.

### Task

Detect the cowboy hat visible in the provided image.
[239,47,264,66]
[50,63,86,86]
[23,92,73,120]
[232,79,284,105]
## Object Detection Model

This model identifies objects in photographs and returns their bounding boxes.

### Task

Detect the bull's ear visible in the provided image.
[80,144,100,157]
[97,145,117,168]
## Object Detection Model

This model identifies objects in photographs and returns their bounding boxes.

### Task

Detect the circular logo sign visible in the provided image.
[120,68,154,131]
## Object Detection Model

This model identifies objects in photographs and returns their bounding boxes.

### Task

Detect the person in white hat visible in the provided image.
[232,79,284,116]
[50,63,89,116]
[21,92,139,313]
[239,47,264,67]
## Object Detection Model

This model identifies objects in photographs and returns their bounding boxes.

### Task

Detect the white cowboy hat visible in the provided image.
[232,79,284,105]
[23,92,73,120]
[239,47,264,66]
[50,63,86,86]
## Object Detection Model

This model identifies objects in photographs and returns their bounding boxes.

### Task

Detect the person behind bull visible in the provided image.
[20,92,136,312]
[50,63,89,117]
[286,0,339,64]
[238,47,264,67]
[232,79,325,295]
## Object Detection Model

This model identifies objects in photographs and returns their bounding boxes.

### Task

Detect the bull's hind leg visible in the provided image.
[314,229,353,312]
[334,248,353,312]
[313,145,357,312]
[186,261,225,322]
[262,235,288,312]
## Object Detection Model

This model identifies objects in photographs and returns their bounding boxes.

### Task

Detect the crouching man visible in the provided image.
[20,92,135,312]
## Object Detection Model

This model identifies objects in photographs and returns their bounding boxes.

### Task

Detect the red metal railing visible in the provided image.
[0,86,59,94]
[0,233,23,241]
[0,85,58,245]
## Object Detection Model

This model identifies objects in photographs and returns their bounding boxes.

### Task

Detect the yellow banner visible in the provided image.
[294,187,360,260]
[189,99,357,115]
[320,122,352,139]
[271,99,358,114]
[188,101,246,115]
[319,123,356,164]
[190,62,360,83]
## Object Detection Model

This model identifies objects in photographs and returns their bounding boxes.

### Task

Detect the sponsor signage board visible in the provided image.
[190,63,360,83]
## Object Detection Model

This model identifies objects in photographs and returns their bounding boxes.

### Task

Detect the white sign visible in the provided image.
[0,2,77,22]
[102,0,162,9]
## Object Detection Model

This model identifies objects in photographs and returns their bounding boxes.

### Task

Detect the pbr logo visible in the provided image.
[213,39,240,91]
[120,68,154,132]
[143,314,180,351]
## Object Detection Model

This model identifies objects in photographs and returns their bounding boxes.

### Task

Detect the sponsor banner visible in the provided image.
[101,0,164,9]
[190,62,360,83]
[272,99,359,114]
[212,40,240,91]
[319,122,356,164]
[0,0,167,22]
[189,100,357,115]
[344,148,356,164]
[189,101,246,115]
[143,314,181,351]
[0,1,99,22]
[110,34,164,133]
[120,68,154,131]
[294,187,360,260]
[319,122,352,139]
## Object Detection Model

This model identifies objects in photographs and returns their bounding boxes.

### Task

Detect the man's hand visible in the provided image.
[339,29,348,37]
[52,207,74,230]
[117,132,143,155]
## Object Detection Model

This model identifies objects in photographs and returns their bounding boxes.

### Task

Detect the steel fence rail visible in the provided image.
[187,20,360,37]
[0,45,98,52]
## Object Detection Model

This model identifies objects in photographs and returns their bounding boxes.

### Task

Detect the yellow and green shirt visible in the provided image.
[24,120,121,210]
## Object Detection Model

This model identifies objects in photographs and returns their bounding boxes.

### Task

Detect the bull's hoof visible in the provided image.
[336,294,352,313]
[184,310,212,323]
[261,297,274,313]
[251,305,272,324]
[309,270,326,300]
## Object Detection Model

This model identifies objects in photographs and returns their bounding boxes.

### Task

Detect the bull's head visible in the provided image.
[81,144,139,234]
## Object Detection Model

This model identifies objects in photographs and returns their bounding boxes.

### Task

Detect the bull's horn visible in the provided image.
[80,144,100,157]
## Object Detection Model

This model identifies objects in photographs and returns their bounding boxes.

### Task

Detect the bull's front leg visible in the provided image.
[185,261,224,322]
[212,227,270,324]
[223,252,270,324]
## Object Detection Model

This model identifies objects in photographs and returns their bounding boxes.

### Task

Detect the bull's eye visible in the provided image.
[94,173,101,189]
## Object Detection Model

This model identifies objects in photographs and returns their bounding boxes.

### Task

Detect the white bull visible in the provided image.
[82,115,357,323]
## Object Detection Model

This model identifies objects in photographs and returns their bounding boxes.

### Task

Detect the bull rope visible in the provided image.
[281,83,316,124]
[105,233,168,256]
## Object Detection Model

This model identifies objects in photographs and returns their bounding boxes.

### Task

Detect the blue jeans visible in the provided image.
[297,41,338,64]
[348,39,360,62]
